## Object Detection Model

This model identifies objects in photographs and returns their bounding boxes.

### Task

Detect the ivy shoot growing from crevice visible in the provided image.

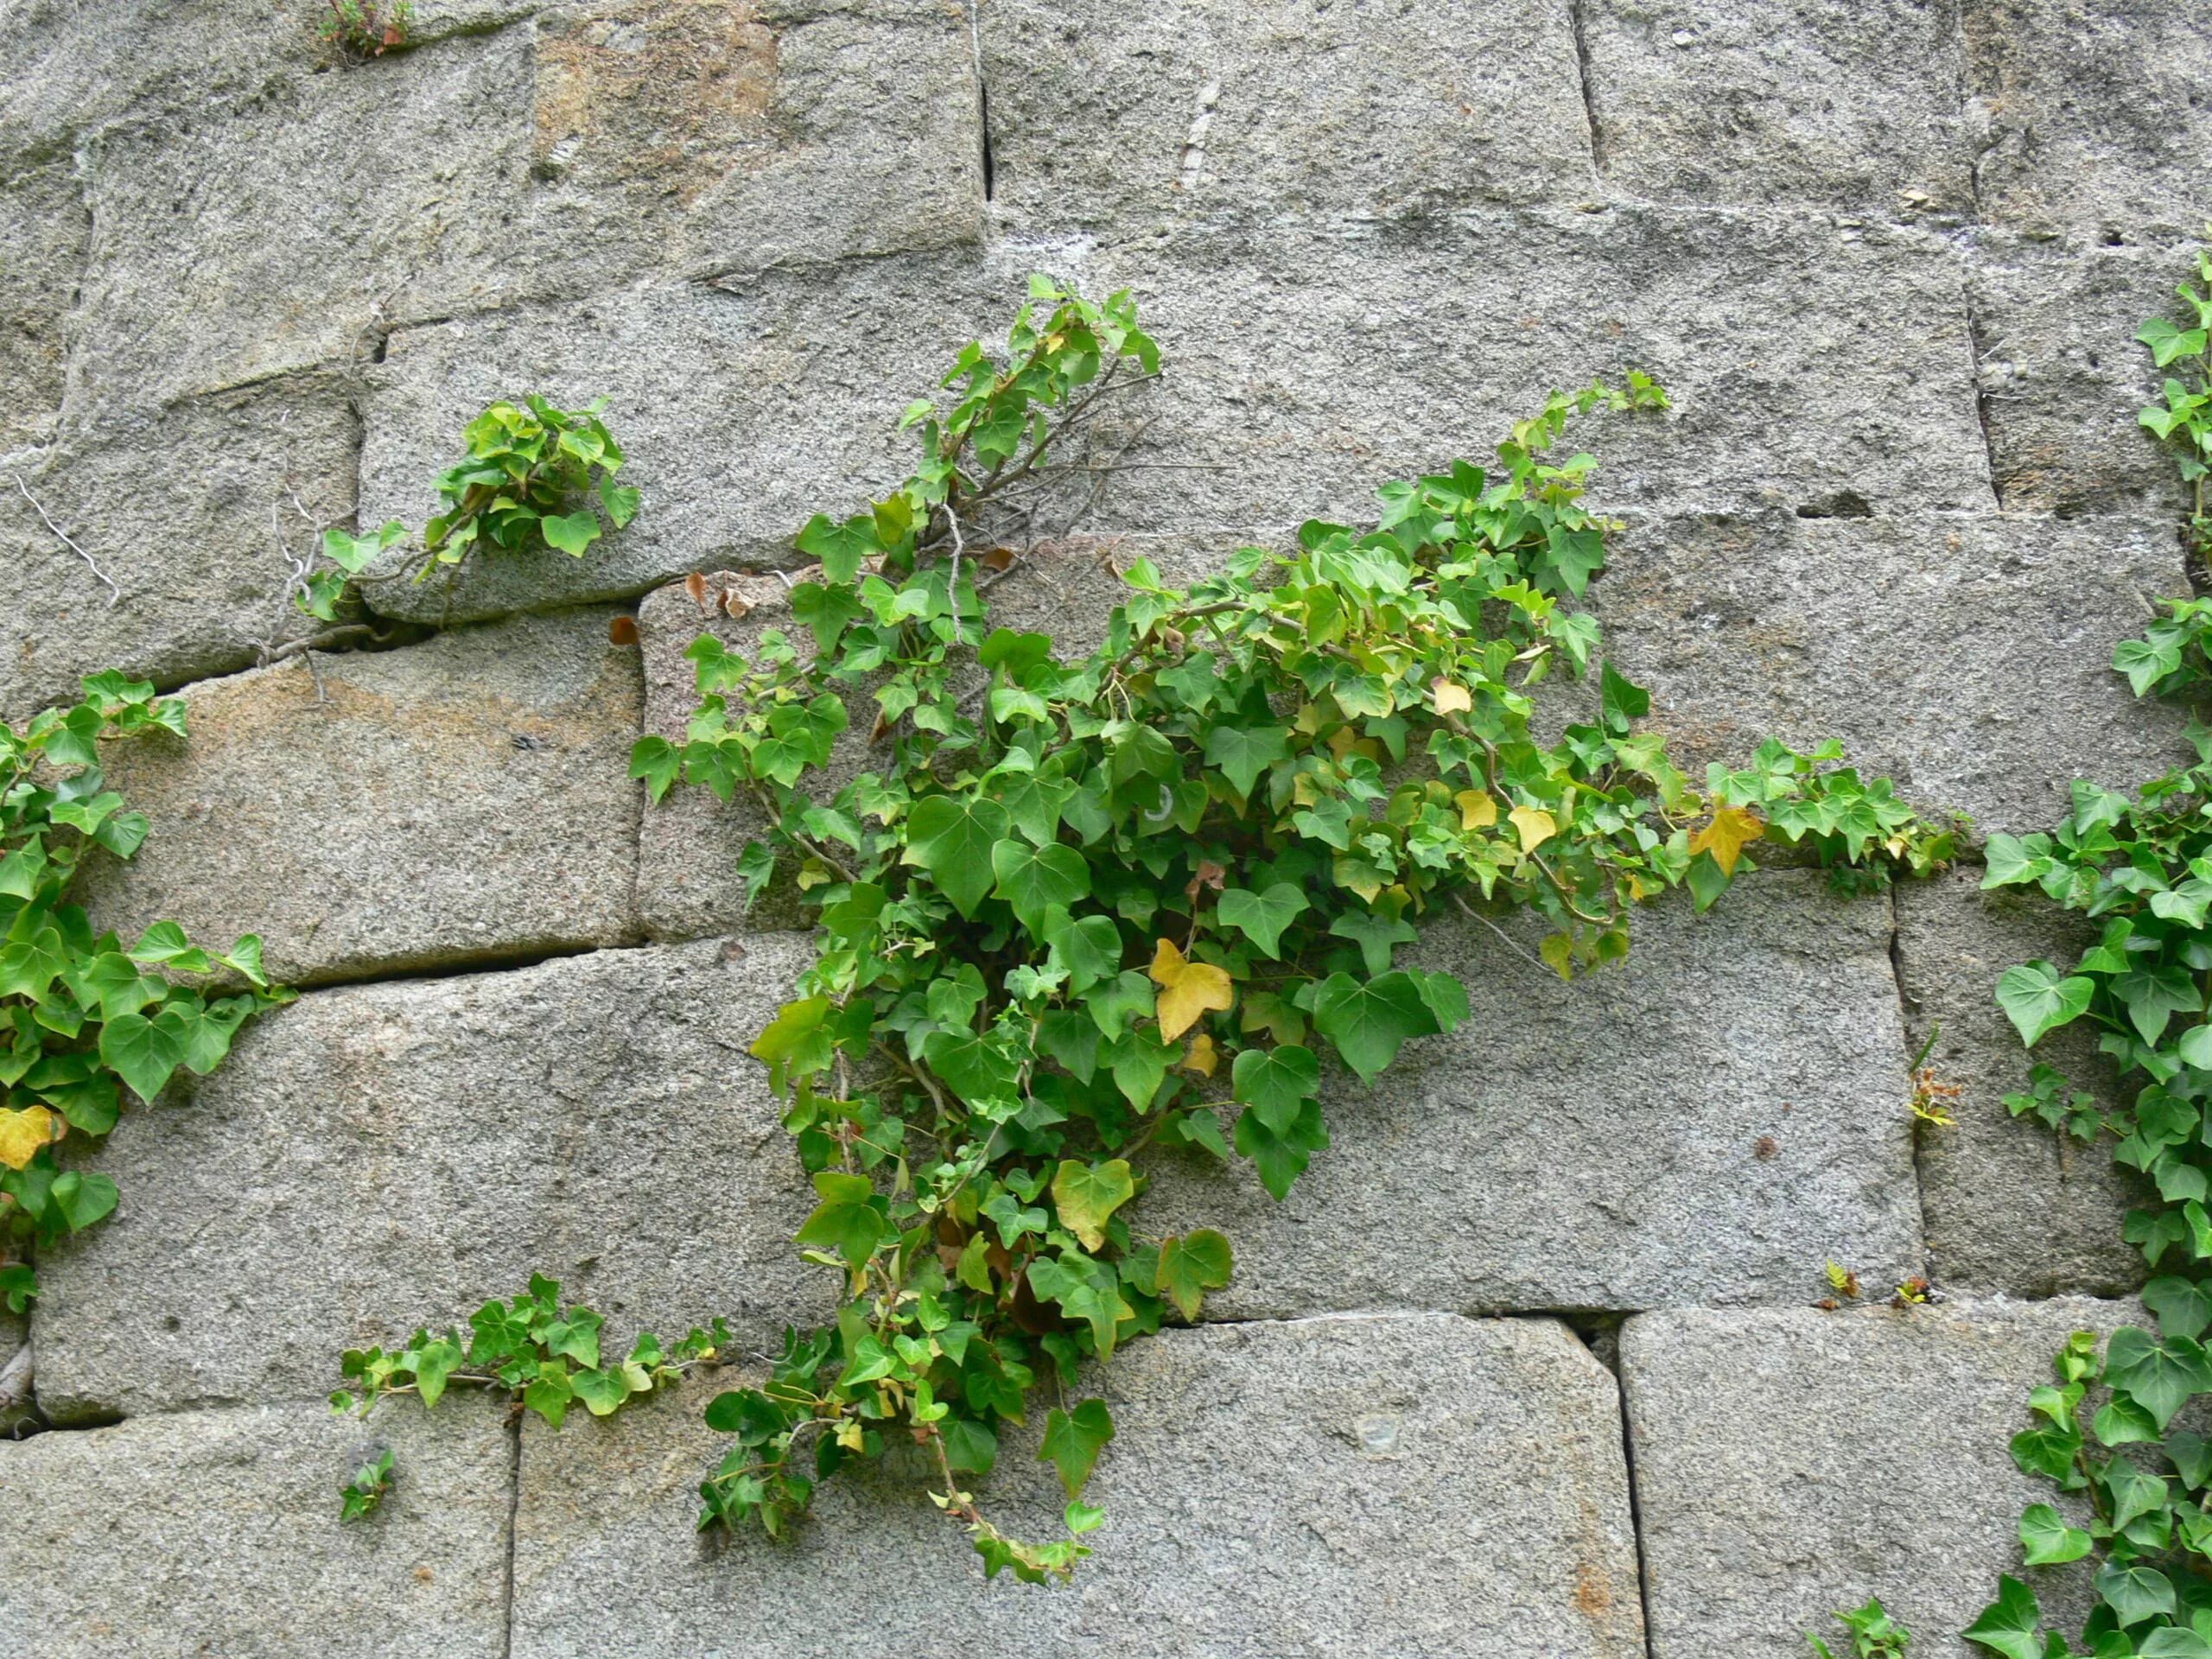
[634,278,1953,1581]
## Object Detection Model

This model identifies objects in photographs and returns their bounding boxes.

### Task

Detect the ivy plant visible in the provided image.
[2134,230,2212,569]
[1810,1599,1913,1659]
[318,0,412,60]
[0,674,286,1315]
[329,1274,726,1516]
[298,395,639,624]
[636,279,1952,1581]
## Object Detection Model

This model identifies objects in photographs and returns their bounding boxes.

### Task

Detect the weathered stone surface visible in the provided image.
[1592,510,2196,836]
[1580,0,1972,213]
[1897,864,2149,1296]
[1624,1298,2133,1659]
[531,0,980,279]
[361,208,1987,625]
[1147,872,1922,1314]
[68,28,535,420]
[0,372,359,723]
[1963,0,2212,239]
[510,1313,1644,1658]
[0,1313,27,1435]
[0,1395,511,1657]
[73,608,644,986]
[634,539,1244,939]
[1968,233,2200,519]
[977,0,1593,233]
[31,935,831,1421]
[0,151,86,449]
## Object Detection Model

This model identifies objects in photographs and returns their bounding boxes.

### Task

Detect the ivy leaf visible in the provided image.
[793,1171,886,1264]
[572,1366,632,1417]
[1328,911,1420,976]
[989,840,1090,931]
[2095,1560,2177,1627]
[1050,1159,1135,1251]
[1311,970,1440,1084]
[1962,1576,2045,1659]
[540,511,602,557]
[2017,1502,2093,1566]
[2144,1275,2212,1342]
[1152,1229,1232,1321]
[0,1104,56,1171]
[1216,884,1307,957]
[99,1007,190,1102]
[1202,724,1289,798]
[629,734,681,802]
[1996,961,2095,1047]
[1039,1399,1115,1497]
[1235,1095,1329,1199]
[1689,804,1764,876]
[1230,1044,1319,1135]
[1148,938,1234,1042]
[1508,804,1557,854]
[903,796,1012,918]
[1042,909,1122,996]
[2104,1325,2212,1429]
[796,512,878,583]
[1599,661,1650,734]
[49,1169,118,1232]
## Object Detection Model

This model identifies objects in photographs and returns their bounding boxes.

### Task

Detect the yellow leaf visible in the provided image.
[1149,938,1235,1042]
[1180,1033,1218,1077]
[1509,805,1557,853]
[1690,804,1765,875]
[0,1104,55,1172]
[1455,789,1497,830]
[1431,677,1472,715]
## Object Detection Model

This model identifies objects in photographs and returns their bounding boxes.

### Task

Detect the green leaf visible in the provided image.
[571,1366,633,1417]
[1152,1229,1232,1321]
[1311,970,1440,1084]
[1050,1159,1135,1251]
[2018,1502,2093,1566]
[1039,1399,1115,1497]
[2096,1560,2177,1627]
[1599,660,1649,734]
[1995,961,2094,1046]
[1230,1043,1319,1134]
[49,1169,118,1232]
[1216,884,1308,958]
[1963,1576,2045,1659]
[1234,1095,1329,1199]
[903,796,1012,918]
[98,1007,189,1102]
[539,511,602,557]
[1328,911,1420,976]
[2104,1325,2212,1429]
[1201,724,1289,798]
[989,840,1091,931]
[793,1171,885,1264]
[629,734,681,801]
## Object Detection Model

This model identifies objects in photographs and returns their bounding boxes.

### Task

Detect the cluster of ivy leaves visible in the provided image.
[1961,239,2212,1659]
[299,395,638,623]
[635,279,1955,1580]
[2133,231,2212,569]
[0,674,286,1315]
[329,1274,726,1516]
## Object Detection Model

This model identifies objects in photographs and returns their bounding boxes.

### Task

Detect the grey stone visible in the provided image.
[0,1394,511,1657]
[73,607,645,987]
[0,372,360,723]
[1897,864,2150,1296]
[67,27,536,421]
[1591,510,2196,836]
[1624,1297,2137,1659]
[509,1313,1645,1659]
[1146,871,1923,1315]
[1580,0,1973,213]
[360,207,1988,626]
[1968,232,2201,520]
[1963,0,2212,240]
[633,537,1244,940]
[0,1313,27,1435]
[976,0,1594,234]
[30,934,833,1421]
[0,151,86,449]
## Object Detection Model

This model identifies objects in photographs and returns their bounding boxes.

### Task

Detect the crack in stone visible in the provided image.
[1566,0,1607,176]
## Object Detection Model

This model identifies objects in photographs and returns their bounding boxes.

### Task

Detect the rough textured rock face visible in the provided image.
[510,1314,1643,1658]
[5,0,2211,1647]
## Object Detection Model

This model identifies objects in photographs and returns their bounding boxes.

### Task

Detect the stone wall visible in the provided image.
[1,1,2208,1653]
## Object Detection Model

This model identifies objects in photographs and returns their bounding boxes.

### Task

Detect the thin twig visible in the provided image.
[1450,891,1549,976]
[15,476,119,606]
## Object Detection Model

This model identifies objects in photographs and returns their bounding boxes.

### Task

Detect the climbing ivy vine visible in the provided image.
[634,279,1953,1580]
[0,676,286,1317]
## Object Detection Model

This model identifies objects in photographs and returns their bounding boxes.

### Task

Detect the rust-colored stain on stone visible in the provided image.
[534,2,779,205]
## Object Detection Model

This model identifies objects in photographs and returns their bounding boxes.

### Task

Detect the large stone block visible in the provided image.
[633,538,1242,940]
[976,0,1593,233]
[68,27,536,420]
[509,1313,1645,1658]
[1624,1298,2135,1659]
[1146,872,1922,1315]
[1591,510,2196,836]
[0,372,360,723]
[31,935,832,1421]
[360,207,1988,624]
[0,1395,511,1657]
[1968,233,2200,520]
[0,1313,26,1436]
[0,151,86,449]
[1963,0,2212,240]
[1580,0,1973,213]
[73,608,644,987]
[1897,865,2149,1296]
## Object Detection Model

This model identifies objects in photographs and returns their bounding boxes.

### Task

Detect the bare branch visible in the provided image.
[14,476,119,606]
